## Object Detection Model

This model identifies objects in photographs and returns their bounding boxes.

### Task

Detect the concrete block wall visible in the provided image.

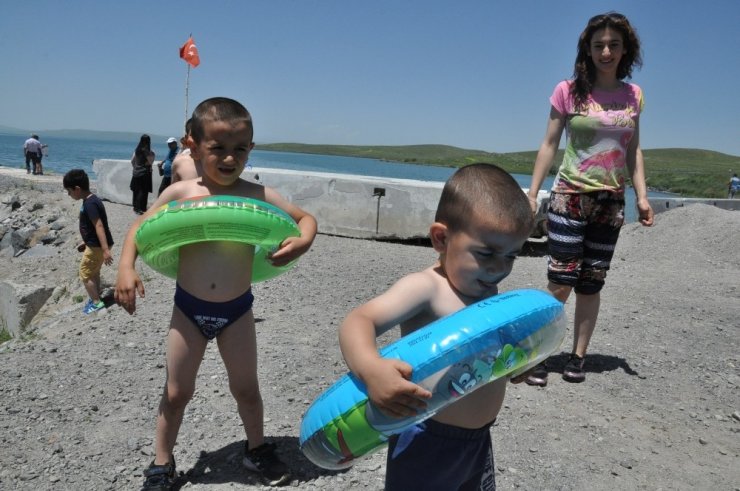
[648,197,740,214]
[93,159,166,208]
[92,159,549,240]
[250,168,444,239]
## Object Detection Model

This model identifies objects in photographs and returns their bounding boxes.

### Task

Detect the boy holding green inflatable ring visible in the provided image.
[115,97,317,489]
[339,163,535,490]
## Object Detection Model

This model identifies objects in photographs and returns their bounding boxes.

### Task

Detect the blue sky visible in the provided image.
[2,0,739,156]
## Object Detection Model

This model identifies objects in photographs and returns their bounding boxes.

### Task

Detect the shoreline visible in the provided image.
[0,165,73,190]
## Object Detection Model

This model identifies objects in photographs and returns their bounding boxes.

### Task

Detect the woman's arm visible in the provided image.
[527,106,566,210]
[625,118,654,226]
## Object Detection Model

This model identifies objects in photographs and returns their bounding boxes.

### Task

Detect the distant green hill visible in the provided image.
[256,143,740,198]
[1,126,736,198]
[0,125,167,143]
[257,143,495,166]
[0,125,28,135]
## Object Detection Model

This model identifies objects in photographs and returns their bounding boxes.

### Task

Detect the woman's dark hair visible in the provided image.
[572,12,642,110]
[135,134,151,163]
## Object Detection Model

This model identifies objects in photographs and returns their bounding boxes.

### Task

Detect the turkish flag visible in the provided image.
[179,37,200,67]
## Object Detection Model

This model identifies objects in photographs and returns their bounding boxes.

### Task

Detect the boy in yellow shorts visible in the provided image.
[63,169,114,314]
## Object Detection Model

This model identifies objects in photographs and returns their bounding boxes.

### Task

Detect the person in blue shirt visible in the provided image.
[157,137,179,195]
[728,173,740,199]
[63,169,115,314]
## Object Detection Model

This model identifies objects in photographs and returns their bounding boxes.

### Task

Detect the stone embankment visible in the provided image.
[1,172,81,336]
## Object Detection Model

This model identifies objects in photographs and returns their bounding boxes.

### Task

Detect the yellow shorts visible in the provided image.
[79,246,104,282]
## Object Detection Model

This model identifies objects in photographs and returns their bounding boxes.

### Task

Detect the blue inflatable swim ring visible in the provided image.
[299,288,566,469]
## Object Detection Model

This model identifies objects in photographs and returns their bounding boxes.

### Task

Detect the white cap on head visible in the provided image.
[166,137,177,144]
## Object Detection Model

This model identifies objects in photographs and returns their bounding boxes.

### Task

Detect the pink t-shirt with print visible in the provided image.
[550,80,643,194]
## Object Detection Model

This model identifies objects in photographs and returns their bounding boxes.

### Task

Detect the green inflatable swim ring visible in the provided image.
[135,195,301,282]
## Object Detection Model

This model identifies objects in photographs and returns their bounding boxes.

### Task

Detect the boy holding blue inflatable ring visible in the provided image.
[339,163,534,490]
[115,97,317,489]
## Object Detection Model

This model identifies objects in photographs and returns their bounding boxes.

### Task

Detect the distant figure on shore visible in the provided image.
[130,134,155,214]
[157,137,179,195]
[23,134,42,175]
[38,139,48,175]
[171,118,200,183]
[525,12,654,386]
[728,173,739,199]
[63,169,114,315]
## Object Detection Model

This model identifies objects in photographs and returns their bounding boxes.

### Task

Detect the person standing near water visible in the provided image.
[525,12,654,385]
[157,137,179,195]
[130,134,155,214]
[23,134,42,175]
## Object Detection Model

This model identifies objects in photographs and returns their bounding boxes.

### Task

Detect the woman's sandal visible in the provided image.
[525,361,549,387]
[562,354,586,383]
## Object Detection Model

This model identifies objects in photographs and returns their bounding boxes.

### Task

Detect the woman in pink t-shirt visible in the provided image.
[526,12,654,385]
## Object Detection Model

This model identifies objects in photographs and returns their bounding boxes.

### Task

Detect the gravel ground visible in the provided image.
[1,171,738,490]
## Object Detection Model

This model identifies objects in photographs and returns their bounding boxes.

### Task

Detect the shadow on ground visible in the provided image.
[540,351,640,378]
[174,436,348,489]
[519,239,548,257]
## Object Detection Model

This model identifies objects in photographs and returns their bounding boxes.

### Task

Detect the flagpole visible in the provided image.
[180,33,198,127]
[184,32,193,127]
[184,63,191,127]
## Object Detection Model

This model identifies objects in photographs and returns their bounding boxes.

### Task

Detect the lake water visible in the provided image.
[0,132,672,222]
[0,133,459,182]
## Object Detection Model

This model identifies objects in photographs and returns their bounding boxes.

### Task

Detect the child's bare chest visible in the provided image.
[177,241,254,301]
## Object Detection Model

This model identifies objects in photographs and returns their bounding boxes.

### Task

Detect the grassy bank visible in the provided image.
[256,143,740,198]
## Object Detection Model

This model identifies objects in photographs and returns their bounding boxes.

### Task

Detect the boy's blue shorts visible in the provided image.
[385,418,495,491]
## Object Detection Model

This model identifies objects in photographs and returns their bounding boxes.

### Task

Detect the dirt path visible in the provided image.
[1,173,738,490]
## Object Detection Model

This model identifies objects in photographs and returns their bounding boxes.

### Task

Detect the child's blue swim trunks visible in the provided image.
[174,283,254,340]
[385,418,495,491]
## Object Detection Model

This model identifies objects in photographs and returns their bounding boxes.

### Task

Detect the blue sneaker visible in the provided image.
[82,299,94,313]
[83,300,105,315]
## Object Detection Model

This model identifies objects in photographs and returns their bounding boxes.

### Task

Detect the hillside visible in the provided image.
[257,143,740,198]
[2,125,737,197]
[0,125,167,144]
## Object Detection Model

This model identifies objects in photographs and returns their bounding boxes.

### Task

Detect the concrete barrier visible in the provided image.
[92,159,166,207]
[648,197,739,214]
[0,281,54,336]
[92,159,549,240]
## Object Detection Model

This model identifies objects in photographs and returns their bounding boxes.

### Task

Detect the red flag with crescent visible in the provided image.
[179,37,200,67]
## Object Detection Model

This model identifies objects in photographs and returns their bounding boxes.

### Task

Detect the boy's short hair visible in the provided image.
[63,169,90,191]
[190,97,253,144]
[435,163,533,234]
